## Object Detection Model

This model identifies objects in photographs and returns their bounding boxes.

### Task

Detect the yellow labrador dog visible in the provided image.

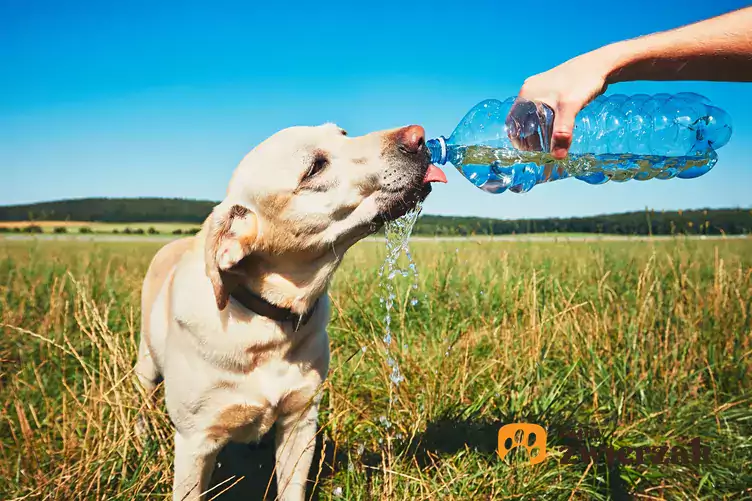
[135,123,446,500]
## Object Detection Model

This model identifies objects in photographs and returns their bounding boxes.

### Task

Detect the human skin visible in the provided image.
[513,6,752,159]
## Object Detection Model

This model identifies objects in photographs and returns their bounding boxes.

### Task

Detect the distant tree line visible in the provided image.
[415,209,752,236]
[0,197,216,223]
[0,226,94,234]
[0,198,750,236]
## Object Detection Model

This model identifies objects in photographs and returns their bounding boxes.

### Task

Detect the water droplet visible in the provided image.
[361,345,367,353]
[379,415,392,428]
[390,366,405,385]
[410,298,418,306]
[333,487,343,497]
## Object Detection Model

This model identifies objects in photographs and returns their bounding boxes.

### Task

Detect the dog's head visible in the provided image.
[203,123,446,311]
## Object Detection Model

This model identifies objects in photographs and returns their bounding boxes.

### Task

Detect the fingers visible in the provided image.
[551,100,580,160]
[506,98,544,152]
[505,99,527,151]
[511,63,607,159]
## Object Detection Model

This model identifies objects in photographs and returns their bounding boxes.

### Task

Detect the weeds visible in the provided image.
[1,238,750,500]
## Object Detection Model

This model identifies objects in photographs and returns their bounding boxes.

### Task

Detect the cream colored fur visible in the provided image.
[135,123,433,500]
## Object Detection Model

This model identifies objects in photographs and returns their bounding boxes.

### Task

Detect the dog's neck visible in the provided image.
[236,251,342,315]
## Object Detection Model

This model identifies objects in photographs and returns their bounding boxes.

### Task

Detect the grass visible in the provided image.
[0,221,200,234]
[1,237,751,500]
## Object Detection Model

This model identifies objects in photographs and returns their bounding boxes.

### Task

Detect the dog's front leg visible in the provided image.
[172,431,219,501]
[274,403,319,501]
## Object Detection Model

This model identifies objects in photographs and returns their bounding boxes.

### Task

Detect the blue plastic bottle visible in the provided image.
[426,93,732,194]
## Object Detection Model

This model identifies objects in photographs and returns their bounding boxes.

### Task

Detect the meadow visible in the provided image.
[1,236,750,500]
[0,221,200,235]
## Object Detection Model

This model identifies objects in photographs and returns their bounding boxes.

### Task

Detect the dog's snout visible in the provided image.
[396,125,426,154]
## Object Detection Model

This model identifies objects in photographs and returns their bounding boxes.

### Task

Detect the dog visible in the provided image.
[135,123,447,500]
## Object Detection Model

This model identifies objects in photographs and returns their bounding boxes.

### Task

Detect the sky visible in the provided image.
[1,0,750,219]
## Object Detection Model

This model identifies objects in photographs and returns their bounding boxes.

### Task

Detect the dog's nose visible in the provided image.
[396,125,426,154]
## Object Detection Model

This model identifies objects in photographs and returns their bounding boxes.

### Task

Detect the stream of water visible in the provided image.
[378,200,423,402]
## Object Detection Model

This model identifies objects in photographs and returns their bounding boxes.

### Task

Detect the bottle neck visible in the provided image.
[426,137,448,165]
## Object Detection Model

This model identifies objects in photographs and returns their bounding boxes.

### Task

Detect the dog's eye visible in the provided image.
[305,152,329,179]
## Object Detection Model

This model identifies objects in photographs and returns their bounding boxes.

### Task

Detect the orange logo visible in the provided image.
[498,423,547,465]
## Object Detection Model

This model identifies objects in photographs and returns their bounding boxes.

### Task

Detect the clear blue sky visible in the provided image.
[1,0,750,219]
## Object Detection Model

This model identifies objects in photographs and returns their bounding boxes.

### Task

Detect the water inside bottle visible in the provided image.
[454,145,718,193]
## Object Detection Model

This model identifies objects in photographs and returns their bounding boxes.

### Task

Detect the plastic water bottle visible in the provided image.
[426,93,732,194]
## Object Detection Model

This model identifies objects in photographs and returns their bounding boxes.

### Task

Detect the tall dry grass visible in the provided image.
[1,237,750,500]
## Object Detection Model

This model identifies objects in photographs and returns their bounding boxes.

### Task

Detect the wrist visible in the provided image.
[601,38,653,84]
[602,37,651,85]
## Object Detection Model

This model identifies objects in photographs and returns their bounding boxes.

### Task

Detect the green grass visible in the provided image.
[0,221,200,234]
[1,237,751,500]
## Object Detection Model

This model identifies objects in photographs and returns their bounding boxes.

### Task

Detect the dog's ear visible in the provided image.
[204,203,259,310]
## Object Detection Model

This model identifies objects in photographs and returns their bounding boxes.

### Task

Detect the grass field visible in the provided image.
[1,237,751,500]
[0,221,200,234]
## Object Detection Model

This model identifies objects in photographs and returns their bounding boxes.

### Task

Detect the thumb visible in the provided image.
[550,101,580,160]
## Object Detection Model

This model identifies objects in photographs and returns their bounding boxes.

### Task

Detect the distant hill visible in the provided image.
[0,197,217,224]
[416,209,752,236]
[0,197,750,236]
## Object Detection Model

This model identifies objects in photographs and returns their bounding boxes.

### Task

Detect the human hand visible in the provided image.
[509,49,618,159]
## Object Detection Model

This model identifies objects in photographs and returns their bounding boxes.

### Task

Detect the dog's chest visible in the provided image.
[208,358,319,444]
[171,298,329,443]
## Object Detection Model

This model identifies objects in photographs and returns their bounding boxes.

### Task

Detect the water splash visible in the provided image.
[378,200,423,393]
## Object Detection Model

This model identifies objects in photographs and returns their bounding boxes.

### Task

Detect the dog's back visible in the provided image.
[136,237,195,390]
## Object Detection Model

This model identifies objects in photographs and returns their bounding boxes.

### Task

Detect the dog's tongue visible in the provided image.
[423,164,447,184]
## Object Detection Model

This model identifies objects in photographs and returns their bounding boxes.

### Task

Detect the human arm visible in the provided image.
[514,6,752,159]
